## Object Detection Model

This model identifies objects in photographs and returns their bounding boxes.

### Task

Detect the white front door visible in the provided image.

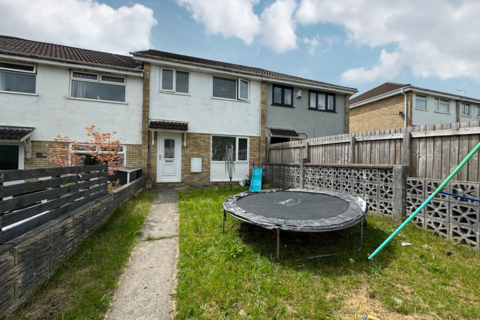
[157,133,182,183]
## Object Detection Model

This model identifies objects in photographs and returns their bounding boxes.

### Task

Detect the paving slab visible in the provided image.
[107,190,179,320]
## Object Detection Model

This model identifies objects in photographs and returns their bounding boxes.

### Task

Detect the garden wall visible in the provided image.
[0,177,145,315]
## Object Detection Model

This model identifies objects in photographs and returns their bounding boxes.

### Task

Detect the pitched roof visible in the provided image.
[149,120,188,131]
[350,82,409,105]
[0,36,140,71]
[134,49,357,93]
[267,128,299,137]
[0,126,34,141]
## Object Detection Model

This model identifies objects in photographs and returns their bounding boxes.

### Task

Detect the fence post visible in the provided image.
[304,141,309,162]
[0,171,3,243]
[349,136,356,164]
[402,131,411,166]
[392,165,408,221]
[300,158,305,188]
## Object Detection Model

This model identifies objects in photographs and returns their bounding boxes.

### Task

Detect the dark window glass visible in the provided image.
[0,71,36,93]
[317,93,326,110]
[72,72,98,80]
[162,69,174,90]
[327,95,335,110]
[272,85,293,106]
[239,79,248,100]
[71,80,125,102]
[309,91,335,111]
[176,71,189,93]
[0,145,19,170]
[0,62,34,72]
[164,139,175,158]
[238,138,248,160]
[101,75,125,83]
[212,136,236,161]
[213,77,236,99]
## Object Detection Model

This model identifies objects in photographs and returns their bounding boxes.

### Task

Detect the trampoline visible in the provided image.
[222,188,368,260]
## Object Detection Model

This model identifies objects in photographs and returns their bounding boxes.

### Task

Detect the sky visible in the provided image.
[1,0,480,98]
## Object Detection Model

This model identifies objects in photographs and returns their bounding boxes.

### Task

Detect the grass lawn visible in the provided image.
[176,187,480,320]
[4,190,157,320]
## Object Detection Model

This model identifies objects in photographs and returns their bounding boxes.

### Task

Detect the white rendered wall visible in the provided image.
[412,93,456,126]
[0,62,143,144]
[149,64,261,137]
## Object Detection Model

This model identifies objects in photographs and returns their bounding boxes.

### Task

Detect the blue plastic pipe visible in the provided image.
[368,141,480,261]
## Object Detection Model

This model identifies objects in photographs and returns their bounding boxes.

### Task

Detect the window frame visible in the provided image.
[72,143,127,166]
[434,98,450,114]
[238,78,249,101]
[211,76,250,102]
[0,60,37,95]
[415,95,427,110]
[272,84,294,107]
[308,90,336,112]
[70,70,127,103]
[461,103,471,117]
[211,135,249,163]
[160,68,190,95]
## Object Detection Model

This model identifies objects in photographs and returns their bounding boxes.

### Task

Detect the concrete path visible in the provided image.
[107,190,179,320]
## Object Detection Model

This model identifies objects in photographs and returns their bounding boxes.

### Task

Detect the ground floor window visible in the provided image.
[74,144,126,166]
[211,136,248,162]
[0,145,20,169]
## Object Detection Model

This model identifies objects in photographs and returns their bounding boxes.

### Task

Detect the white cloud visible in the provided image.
[302,36,319,55]
[177,0,297,53]
[0,0,157,55]
[177,0,261,45]
[296,0,480,84]
[303,35,339,55]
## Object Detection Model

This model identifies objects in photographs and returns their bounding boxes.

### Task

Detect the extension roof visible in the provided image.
[149,120,188,131]
[349,82,409,105]
[267,128,299,137]
[0,36,141,71]
[133,49,357,93]
[0,126,34,141]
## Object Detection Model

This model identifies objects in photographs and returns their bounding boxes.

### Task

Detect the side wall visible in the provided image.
[0,178,145,315]
[265,83,347,139]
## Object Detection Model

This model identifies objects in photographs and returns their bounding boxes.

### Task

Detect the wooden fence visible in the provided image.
[268,120,480,182]
[0,165,109,244]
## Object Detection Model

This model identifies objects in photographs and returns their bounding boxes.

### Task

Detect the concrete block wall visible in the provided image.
[0,177,145,315]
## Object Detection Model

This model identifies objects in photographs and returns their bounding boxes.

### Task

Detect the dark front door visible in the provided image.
[0,145,20,170]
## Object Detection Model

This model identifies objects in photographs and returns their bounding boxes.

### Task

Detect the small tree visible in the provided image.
[47,125,123,175]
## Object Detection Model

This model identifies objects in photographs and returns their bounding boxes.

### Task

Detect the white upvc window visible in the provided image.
[0,61,37,94]
[70,71,126,103]
[160,68,189,94]
[73,144,127,166]
[212,76,249,101]
[211,136,249,162]
[461,103,471,116]
[435,98,449,113]
[415,95,427,110]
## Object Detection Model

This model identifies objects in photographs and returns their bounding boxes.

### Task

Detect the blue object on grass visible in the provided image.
[249,167,263,191]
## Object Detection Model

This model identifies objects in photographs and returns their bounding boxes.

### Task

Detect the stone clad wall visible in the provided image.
[0,177,145,315]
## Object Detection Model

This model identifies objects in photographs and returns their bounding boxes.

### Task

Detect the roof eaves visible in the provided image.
[133,51,357,93]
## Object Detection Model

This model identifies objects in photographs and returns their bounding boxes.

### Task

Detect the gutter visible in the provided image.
[133,53,358,95]
[400,88,407,127]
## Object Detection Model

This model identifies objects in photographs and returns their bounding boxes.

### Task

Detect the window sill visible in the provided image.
[0,90,38,97]
[461,114,472,118]
[159,90,190,96]
[271,104,294,108]
[308,108,336,113]
[415,108,428,112]
[433,111,451,115]
[67,97,128,105]
[211,96,250,103]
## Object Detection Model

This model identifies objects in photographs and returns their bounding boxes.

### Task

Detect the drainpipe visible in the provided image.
[401,88,407,127]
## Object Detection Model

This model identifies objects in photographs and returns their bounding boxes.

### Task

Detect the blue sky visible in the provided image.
[2,0,480,98]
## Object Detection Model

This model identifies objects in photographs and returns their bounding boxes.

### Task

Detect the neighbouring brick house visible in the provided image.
[349,82,480,133]
[132,50,357,185]
[0,36,145,174]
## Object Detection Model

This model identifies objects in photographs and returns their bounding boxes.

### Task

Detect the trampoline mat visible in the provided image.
[236,191,349,220]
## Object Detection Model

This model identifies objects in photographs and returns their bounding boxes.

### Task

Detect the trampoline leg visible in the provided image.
[222,211,226,233]
[358,219,364,252]
[276,228,280,261]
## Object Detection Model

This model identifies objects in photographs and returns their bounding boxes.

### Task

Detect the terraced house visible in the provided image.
[0,35,357,186]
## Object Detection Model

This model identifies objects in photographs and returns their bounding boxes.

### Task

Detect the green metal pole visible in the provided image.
[368,141,480,261]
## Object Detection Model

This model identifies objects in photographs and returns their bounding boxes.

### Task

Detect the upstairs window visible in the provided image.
[477,106,480,119]
[71,71,126,102]
[435,98,449,113]
[309,90,335,111]
[0,61,36,94]
[161,68,189,94]
[461,103,471,116]
[212,76,249,101]
[415,95,427,110]
[272,85,293,107]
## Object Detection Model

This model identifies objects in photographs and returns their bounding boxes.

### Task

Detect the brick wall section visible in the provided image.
[350,94,406,133]
[0,177,145,316]
[142,63,150,182]
[24,141,57,169]
[456,101,461,122]
[406,92,413,126]
[125,144,144,169]
[345,94,351,134]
